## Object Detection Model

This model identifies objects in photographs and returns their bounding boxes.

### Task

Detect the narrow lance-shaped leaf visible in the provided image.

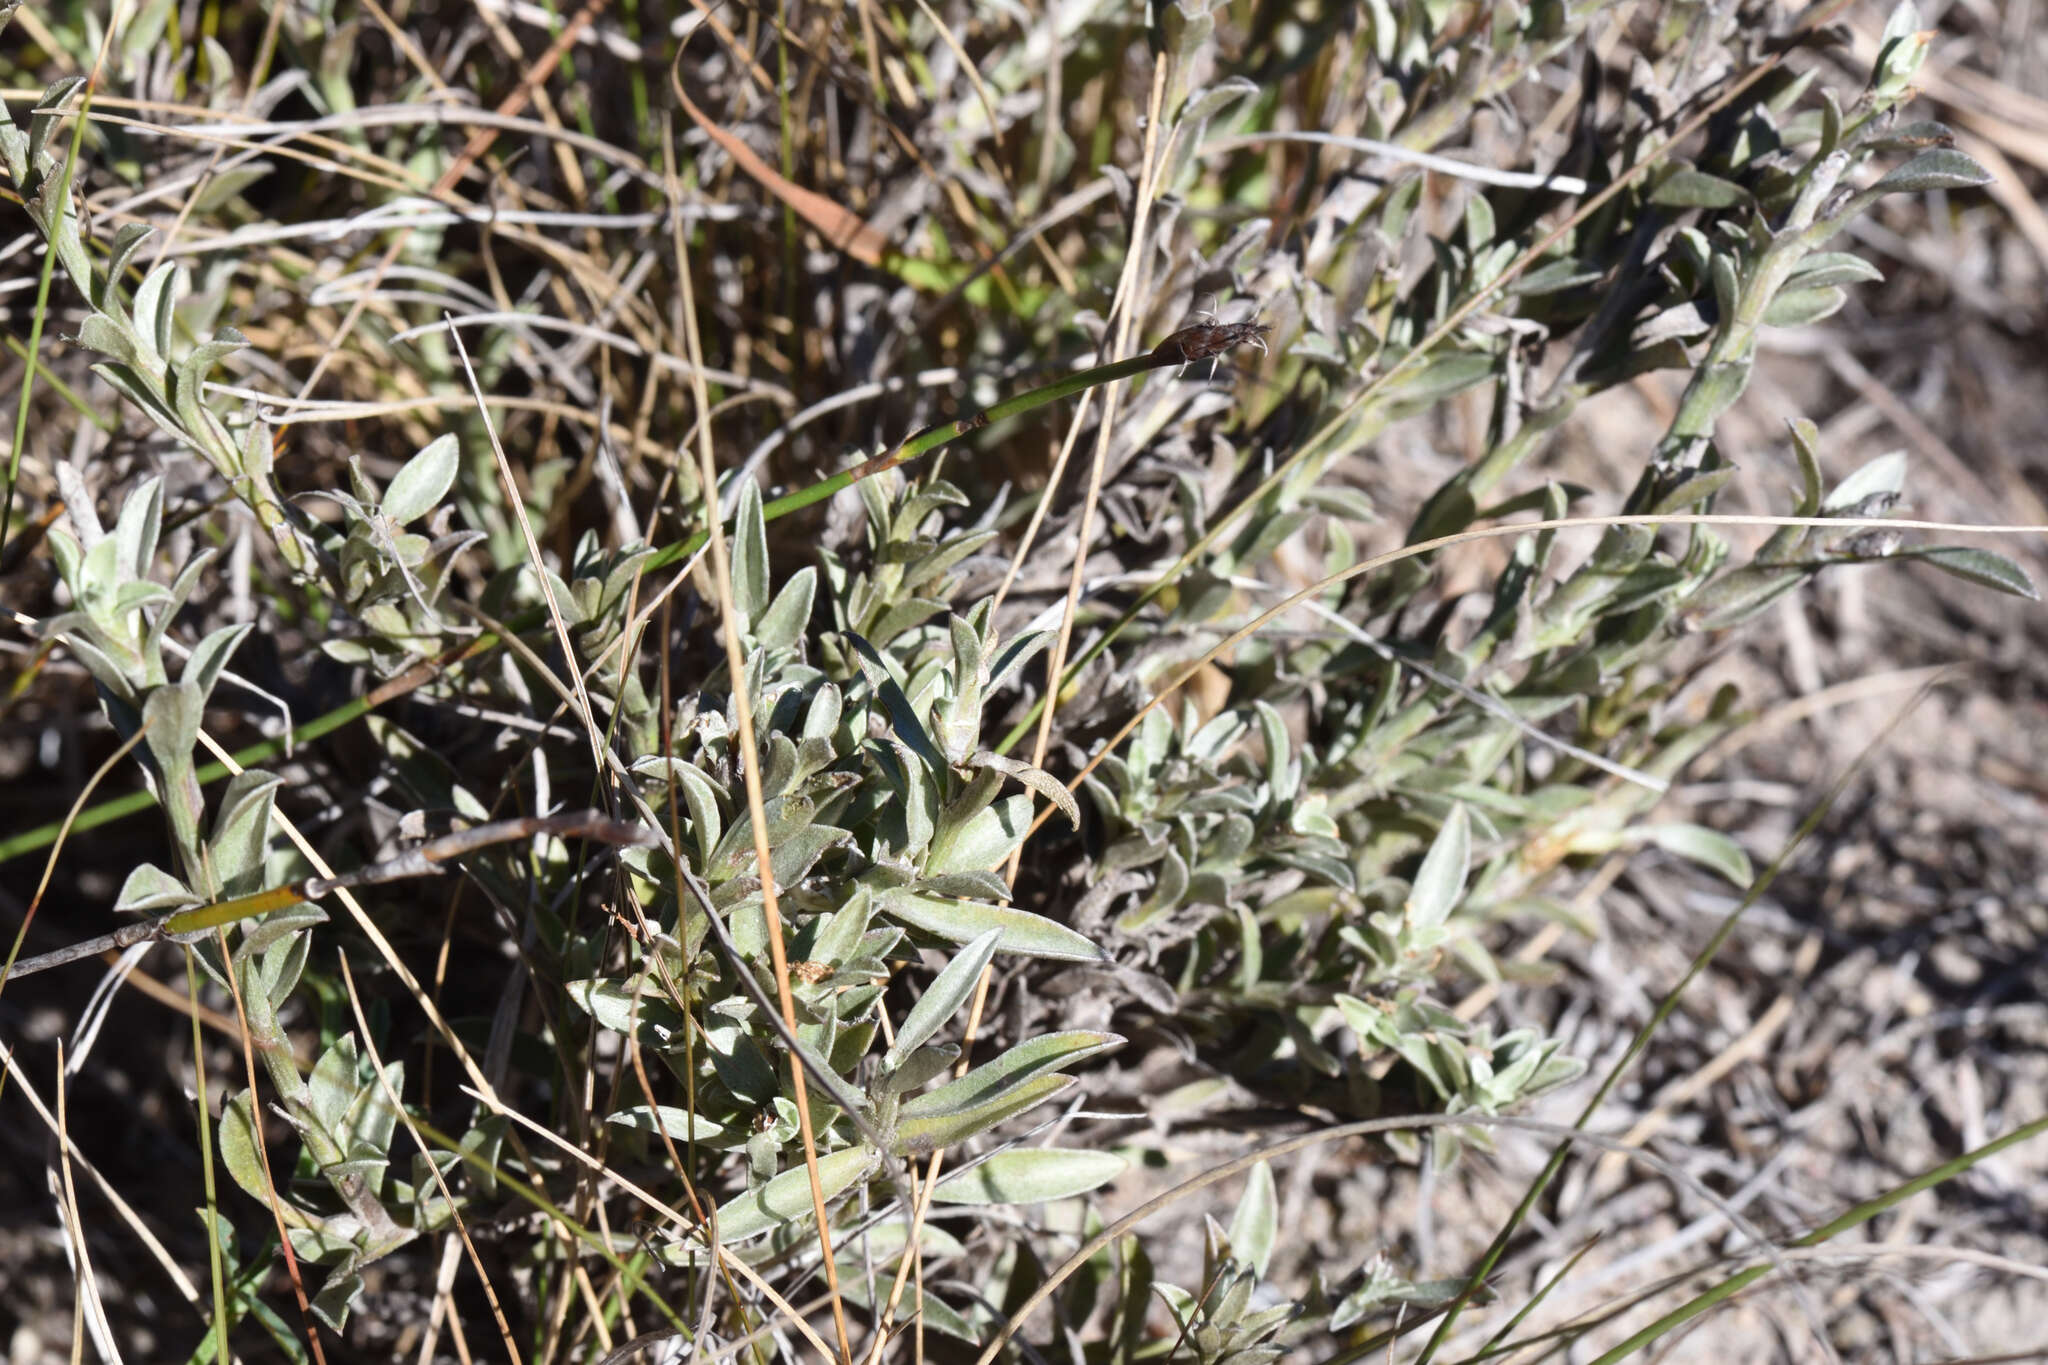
[1226,1160,1278,1277]
[901,1030,1121,1119]
[892,1074,1074,1155]
[711,1144,877,1244]
[883,928,1002,1073]
[1901,546,2039,600]
[730,479,770,630]
[879,888,1105,963]
[845,631,947,775]
[931,1149,1128,1205]
[1407,803,1470,932]
[383,434,459,526]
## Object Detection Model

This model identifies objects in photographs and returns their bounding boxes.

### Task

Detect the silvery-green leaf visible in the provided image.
[879,888,1103,962]
[1695,564,1809,630]
[1761,285,1845,327]
[171,331,247,440]
[1648,467,1735,516]
[310,1264,365,1333]
[47,525,82,594]
[1178,76,1256,127]
[937,615,984,763]
[1161,0,1213,64]
[1119,845,1188,931]
[1823,450,1906,512]
[1380,351,1495,412]
[1330,1267,1489,1331]
[803,682,842,741]
[969,751,1080,831]
[1406,804,1469,932]
[53,630,141,701]
[321,638,375,665]
[79,522,121,608]
[27,174,94,297]
[1870,147,1990,195]
[930,1148,1126,1205]
[901,529,999,596]
[147,547,220,664]
[1156,1281,1198,1330]
[607,1106,728,1142]
[1510,255,1604,296]
[669,760,724,866]
[383,434,459,526]
[1788,418,1825,517]
[207,768,280,894]
[1187,709,1247,763]
[110,581,171,618]
[185,622,252,705]
[1709,252,1741,322]
[883,928,1001,1072]
[846,632,946,775]
[918,870,1011,901]
[234,904,325,965]
[986,629,1051,694]
[1255,700,1291,799]
[713,1144,876,1243]
[92,362,185,443]
[130,260,180,367]
[926,794,1031,876]
[342,1058,403,1159]
[115,861,196,916]
[760,822,850,891]
[98,222,153,311]
[802,885,873,966]
[753,566,816,652]
[881,1043,958,1095]
[307,1034,363,1138]
[1902,546,2039,600]
[1649,167,1749,208]
[1226,1160,1278,1276]
[835,1278,979,1342]
[1880,0,1920,44]
[708,791,816,881]
[1235,903,1262,992]
[288,1219,365,1266]
[892,1074,1074,1155]
[867,596,949,650]
[900,1030,1120,1119]
[218,1089,272,1202]
[0,117,22,186]
[567,978,687,1042]
[27,76,87,168]
[1640,822,1752,888]
[112,476,164,583]
[730,480,769,630]
[1784,252,1883,291]
[1680,358,1751,434]
[141,681,202,776]
[1633,302,1712,348]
